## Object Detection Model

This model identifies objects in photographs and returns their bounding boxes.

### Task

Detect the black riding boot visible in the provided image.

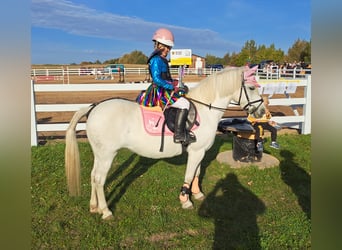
[174,109,196,144]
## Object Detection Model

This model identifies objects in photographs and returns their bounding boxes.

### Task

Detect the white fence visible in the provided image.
[31,76,311,146]
[31,67,309,83]
[257,76,311,134]
[30,67,222,76]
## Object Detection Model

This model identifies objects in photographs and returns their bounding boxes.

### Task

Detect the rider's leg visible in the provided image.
[174,108,189,143]
[171,98,196,144]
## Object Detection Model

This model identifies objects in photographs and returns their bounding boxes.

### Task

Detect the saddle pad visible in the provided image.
[139,106,173,136]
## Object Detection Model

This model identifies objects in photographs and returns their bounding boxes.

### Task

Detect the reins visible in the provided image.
[187,73,264,114]
[186,97,241,112]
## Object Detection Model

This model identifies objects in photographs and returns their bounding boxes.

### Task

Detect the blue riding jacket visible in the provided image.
[148,52,174,90]
[136,50,181,107]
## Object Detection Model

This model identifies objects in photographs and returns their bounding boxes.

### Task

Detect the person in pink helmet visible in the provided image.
[136,28,196,145]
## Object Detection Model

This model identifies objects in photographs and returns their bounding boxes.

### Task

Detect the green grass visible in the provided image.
[32,133,311,249]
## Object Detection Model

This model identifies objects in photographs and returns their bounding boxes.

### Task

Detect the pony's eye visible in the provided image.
[249,86,255,90]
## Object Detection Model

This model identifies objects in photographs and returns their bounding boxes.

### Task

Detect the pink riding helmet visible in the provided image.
[152,28,174,47]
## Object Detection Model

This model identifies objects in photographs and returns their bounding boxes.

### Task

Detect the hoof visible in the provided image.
[90,205,99,214]
[102,213,113,220]
[181,199,194,209]
[101,209,113,220]
[193,192,205,201]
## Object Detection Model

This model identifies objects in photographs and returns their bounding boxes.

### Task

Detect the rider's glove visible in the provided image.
[171,79,179,87]
[174,85,189,95]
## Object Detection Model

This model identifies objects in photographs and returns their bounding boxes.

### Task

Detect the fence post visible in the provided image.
[301,75,311,134]
[61,66,64,84]
[67,67,70,84]
[31,80,38,146]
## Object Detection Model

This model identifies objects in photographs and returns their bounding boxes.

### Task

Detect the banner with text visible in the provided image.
[170,49,192,66]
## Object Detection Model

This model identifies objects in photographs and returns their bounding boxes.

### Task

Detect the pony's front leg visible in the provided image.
[179,150,205,209]
[179,183,192,209]
[191,173,205,201]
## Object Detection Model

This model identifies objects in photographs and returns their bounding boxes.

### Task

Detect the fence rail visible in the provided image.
[31,67,310,83]
[31,77,311,146]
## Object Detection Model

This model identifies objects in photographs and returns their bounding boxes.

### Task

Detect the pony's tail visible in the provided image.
[65,106,92,196]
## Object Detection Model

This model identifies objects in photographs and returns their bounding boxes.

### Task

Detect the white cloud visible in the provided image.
[31,0,240,53]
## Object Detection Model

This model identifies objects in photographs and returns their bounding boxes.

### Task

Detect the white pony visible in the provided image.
[65,66,265,219]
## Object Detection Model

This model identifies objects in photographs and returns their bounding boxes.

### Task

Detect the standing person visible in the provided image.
[247,96,280,151]
[136,28,196,145]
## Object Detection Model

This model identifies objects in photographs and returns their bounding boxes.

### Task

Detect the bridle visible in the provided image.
[187,73,264,114]
[229,73,264,114]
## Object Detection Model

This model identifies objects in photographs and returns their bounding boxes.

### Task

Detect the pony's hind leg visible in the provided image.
[90,151,117,220]
[90,172,98,213]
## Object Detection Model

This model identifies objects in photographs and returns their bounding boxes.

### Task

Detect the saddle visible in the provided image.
[139,100,200,151]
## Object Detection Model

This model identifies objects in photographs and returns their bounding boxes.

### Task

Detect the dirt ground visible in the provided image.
[34,74,302,140]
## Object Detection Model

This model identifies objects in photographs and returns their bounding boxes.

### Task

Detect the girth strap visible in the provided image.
[159,120,167,152]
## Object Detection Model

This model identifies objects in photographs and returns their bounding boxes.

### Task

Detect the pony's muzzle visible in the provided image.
[250,105,266,118]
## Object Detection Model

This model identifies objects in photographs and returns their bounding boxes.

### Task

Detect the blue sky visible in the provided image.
[31,0,311,65]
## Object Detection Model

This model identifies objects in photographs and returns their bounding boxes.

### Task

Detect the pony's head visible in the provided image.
[231,66,265,118]
[188,66,265,118]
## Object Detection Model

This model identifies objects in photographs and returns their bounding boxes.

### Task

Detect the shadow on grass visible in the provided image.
[200,134,230,175]
[164,134,228,190]
[279,150,311,220]
[104,134,228,214]
[105,154,157,213]
[198,173,265,249]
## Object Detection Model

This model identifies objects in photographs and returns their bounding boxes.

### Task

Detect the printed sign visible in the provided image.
[170,49,192,66]
[259,80,298,95]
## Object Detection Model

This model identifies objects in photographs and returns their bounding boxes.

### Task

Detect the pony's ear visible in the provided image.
[244,66,260,87]
[244,65,258,78]
[250,65,259,71]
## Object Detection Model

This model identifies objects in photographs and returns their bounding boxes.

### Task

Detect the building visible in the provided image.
[191,54,206,69]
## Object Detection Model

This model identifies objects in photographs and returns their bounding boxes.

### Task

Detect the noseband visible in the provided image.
[229,73,264,114]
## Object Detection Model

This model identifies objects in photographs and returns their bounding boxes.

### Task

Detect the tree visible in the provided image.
[103,58,120,64]
[228,52,240,66]
[205,54,223,66]
[97,38,310,66]
[222,52,232,66]
[252,43,285,65]
[272,47,285,64]
[119,50,148,64]
[80,61,94,65]
[301,39,311,63]
[239,40,258,65]
[286,39,311,63]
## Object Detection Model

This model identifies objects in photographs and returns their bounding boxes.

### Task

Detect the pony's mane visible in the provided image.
[188,66,244,103]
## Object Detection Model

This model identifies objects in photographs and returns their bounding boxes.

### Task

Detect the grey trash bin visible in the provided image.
[218,118,263,162]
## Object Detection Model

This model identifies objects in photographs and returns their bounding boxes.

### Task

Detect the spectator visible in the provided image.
[247,96,280,151]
